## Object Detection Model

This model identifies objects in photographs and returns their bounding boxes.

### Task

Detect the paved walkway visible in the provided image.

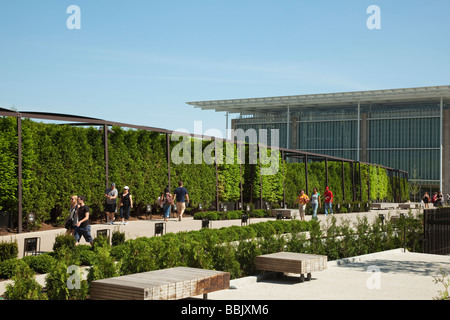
[1,206,406,257]
[202,249,450,300]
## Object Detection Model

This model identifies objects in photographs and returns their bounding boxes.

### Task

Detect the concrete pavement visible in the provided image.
[201,249,450,300]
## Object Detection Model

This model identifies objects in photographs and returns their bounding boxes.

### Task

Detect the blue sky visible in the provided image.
[1,0,449,136]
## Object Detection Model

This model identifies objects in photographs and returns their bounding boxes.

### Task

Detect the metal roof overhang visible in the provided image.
[186,85,450,114]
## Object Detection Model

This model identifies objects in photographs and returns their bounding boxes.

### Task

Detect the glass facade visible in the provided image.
[367,104,441,185]
[234,103,444,186]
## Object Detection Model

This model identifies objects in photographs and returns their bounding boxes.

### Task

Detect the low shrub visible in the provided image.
[4,262,46,300]
[0,240,18,262]
[0,258,28,279]
[87,246,119,284]
[52,234,76,252]
[111,228,126,246]
[45,260,89,300]
[23,253,56,274]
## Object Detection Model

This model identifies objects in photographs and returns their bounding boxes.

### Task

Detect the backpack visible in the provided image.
[164,193,174,205]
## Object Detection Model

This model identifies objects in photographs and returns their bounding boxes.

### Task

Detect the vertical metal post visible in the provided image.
[325,157,329,187]
[166,133,171,192]
[351,162,356,202]
[357,101,360,162]
[282,151,286,207]
[304,154,309,196]
[259,144,263,209]
[341,161,345,202]
[17,116,22,234]
[359,162,362,201]
[226,110,229,140]
[215,138,219,211]
[104,123,109,188]
[286,105,290,149]
[440,97,443,192]
[240,163,243,209]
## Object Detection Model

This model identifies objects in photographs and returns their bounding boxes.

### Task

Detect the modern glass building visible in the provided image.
[187,85,450,194]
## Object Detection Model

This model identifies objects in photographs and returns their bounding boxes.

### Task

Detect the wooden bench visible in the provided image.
[255,252,327,282]
[89,267,230,300]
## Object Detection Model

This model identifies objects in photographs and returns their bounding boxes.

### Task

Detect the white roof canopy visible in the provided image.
[187,85,450,115]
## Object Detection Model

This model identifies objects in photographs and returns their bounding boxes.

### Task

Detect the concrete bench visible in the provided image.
[90,267,230,300]
[398,203,413,209]
[370,203,382,210]
[255,252,327,282]
[271,209,294,219]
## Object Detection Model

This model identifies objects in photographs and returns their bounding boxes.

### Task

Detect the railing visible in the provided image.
[423,207,450,255]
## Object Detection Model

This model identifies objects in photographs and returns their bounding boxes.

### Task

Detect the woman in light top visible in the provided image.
[310,187,321,220]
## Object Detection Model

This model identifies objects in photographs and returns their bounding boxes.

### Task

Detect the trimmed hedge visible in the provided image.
[0,117,408,228]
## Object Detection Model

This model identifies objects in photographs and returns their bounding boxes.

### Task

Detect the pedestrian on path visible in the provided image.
[74,195,93,246]
[324,186,334,216]
[173,180,189,221]
[422,192,430,209]
[119,186,133,225]
[161,187,174,222]
[65,195,78,236]
[310,187,321,220]
[294,190,309,220]
[104,182,118,224]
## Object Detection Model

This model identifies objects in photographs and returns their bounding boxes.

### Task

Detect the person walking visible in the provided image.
[422,192,430,209]
[74,196,93,246]
[104,182,118,224]
[294,190,309,220]
[173,180,189,221]
[310,187,321,220]
[324,186,334,216]
[436,191,444,207]
[161,187,174,222]
[119,186,133,225]
[432,192,438,207]
[65,195,79,236]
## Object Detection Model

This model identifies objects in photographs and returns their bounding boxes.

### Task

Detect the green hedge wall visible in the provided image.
[0,117,409,226]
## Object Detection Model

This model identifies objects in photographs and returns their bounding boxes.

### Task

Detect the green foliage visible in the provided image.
[0,239,18,262]
[284,161,405,207]
[4,262,46,300]
[0,258,28,279]
[111,228,126,246]
[87,246,119,284]
[0,117,408,225]
[52,234,76,252]
[45,260,88,300]
[22,253,56,274]
[118,238,157,275]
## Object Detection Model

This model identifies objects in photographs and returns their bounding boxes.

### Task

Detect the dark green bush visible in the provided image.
[22,253,56,274]
[4,262,46,300]
[0,240,18,262]
[111,229,126,246]
[52,234,76,252]
[87,246,119,284]
[0,258,28,279]
[45,260,88,300]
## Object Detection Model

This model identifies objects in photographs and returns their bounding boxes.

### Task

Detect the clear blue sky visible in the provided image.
[1,0,449,136]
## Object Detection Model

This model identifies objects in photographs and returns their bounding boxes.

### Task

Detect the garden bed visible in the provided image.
[0,212,423,300]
